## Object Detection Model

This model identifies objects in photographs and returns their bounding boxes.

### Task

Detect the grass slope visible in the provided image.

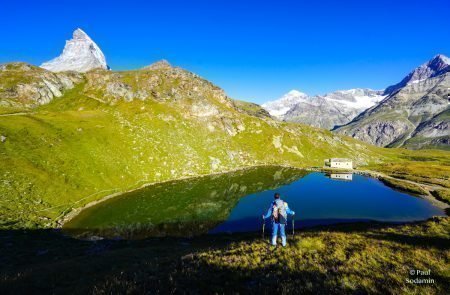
[0,65,390,229]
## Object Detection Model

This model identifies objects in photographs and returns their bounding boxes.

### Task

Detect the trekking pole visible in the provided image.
[262,218,265,239]
[292,215,295,236]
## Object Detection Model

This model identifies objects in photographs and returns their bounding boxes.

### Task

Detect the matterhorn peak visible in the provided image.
[72,28,90,40]
[41,28,109,73]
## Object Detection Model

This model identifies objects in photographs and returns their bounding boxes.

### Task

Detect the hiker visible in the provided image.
[262,193,295,247]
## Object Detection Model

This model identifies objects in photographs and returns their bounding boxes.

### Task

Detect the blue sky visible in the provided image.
[1,0,449,103]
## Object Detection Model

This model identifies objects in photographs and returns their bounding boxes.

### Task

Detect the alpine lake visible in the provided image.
[63,166,445,239]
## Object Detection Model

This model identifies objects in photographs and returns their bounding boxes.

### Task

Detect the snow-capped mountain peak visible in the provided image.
[41,28,109,73]
[435,54,450,65]
[322,88,385,109]
[72,28,90,40]
[262,88,385,129]
[261,89,309,117]
[285,89,308,97]
[384,54,450,94]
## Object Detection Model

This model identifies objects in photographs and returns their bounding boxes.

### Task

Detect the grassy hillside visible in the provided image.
[0,62,449,294]
[0,63,390,229]
[365,149,450,189]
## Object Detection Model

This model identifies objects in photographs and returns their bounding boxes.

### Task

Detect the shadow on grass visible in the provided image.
[364,232,450,250]
[0,228,266,293]
[0,218,448,294]
[0,228,355,294]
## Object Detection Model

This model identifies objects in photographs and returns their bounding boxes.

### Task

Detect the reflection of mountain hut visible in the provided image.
[324,158,353,169]
[330,173,353,181]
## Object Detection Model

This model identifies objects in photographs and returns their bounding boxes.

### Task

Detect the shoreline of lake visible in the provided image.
[59,164,449,230]
[61,166,449,241]
[58,164,301,228]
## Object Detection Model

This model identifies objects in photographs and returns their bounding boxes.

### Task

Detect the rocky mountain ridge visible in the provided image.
[384,54,450,95]
[263,88,385,129]
[4,28,449,150]
[335,55,450,149]
[262,54,450,149]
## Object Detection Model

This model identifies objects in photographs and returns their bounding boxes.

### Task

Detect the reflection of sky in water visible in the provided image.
[211,173,444,233]
[65,169,445,238]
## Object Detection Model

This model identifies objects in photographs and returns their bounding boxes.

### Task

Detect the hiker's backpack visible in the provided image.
[272,199,287,224]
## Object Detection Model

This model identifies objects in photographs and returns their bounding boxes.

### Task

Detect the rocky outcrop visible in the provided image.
[0,62,82,107]
[403,109,450,149]
[41,29,109,73]
[141,60,172,71]
[232,100,272,119]
[78,63,254,135]
[341,120,414,147]
[83,65,232,106]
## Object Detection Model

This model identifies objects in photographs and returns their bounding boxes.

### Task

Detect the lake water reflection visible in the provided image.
[64,167,445,239]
